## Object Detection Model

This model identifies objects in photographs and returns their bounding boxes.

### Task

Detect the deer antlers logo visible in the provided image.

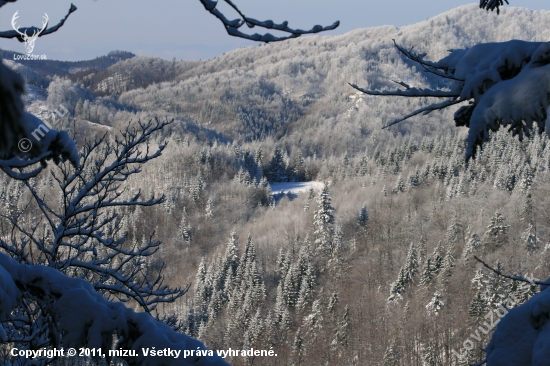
[11,11,49,54]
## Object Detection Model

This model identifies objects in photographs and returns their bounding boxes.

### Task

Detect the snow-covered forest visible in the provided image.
[3,3,550,365]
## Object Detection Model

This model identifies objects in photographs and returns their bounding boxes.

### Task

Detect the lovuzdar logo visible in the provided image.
[11,11,48,60]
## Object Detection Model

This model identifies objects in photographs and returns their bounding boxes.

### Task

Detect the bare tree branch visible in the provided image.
[382,99,466,129]
[0,0,16,10]
[392,40,464,81]
[474,255,548,287]
[349,82,459,98]
[0,3,77,41]
[200,0,339,42]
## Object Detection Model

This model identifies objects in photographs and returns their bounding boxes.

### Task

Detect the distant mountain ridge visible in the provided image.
[0,49,135,77]
[10,5,550,152]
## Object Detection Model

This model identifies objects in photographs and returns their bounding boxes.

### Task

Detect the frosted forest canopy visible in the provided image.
[1,0,550,365]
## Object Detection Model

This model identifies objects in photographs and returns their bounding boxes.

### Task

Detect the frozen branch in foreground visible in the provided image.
[473,256,549,287]
[0,59,79,179]
[352,39,550,159]
[199,0,339,42]
[0,3,77,41]
[471,255,550,365]
[0,252,229,366]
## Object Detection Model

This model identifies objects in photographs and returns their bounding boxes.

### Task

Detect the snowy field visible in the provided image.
[269,181,325,195]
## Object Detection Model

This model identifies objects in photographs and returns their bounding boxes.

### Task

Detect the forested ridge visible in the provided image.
[3,4,550,365]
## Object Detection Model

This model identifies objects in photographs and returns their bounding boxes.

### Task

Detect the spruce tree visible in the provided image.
[194,257,209,314]
[293,327,305,365]
[333,304,350,350]
[357,203,369,227]
[439,241,456,281]
[274,282,286,323]
[484,211,510,249]
[445,213,461,245]
[389,243,419,302]
[468,290,487,317]
[426,290,444,315]
[266,147,288,182]
[520,190,534,225]
[243,310,263,349]
[383,338,399,366]
[484,261,507,307]
[420,341,438,366]
[403,242,419,283]
[392,174,405,193]
[313,182,335,253]
[419,258,434,288]
[462,232,481,262]
[521,223,539,250]
[177,211,192,246]
[327,292,339,315]
[303,299,323,342]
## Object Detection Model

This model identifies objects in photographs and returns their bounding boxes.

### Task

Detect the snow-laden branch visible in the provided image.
[0,3,77,41]
[2,120,184,315]
[0,60,79,179]
[0,252,229,366]
[349,82,459,98]
[382,99,466,129]
[352,39,550,159]
[199,0,339,42]
[474,256,548,287]
[483,276,550,365]
[392,41,465,81]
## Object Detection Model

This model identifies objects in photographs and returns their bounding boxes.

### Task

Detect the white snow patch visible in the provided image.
[269,181,324,195]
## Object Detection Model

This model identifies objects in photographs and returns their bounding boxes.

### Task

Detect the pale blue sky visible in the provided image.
[0,1,548,61]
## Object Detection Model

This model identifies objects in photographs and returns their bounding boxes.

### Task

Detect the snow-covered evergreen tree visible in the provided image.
[484,210,510,250]
[383,338,399,366]
[333,304,350,350]
[426,290,444,315]
[313,182,335,253]
[357,203,369,227]
[266,147,289,182]
[521,222,539,251]
[462,231,482,262]
[389,243,418,303]
[177,209,192,246]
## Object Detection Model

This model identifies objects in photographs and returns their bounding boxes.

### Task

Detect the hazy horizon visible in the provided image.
[0,1,549,62]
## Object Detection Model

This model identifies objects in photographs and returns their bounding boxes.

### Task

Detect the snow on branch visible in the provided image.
[2,119,184,313]
[0,119,198,362]
[199,0,339,42]
[352,39,550,158]
[483,273,550,364]
[0,3,77,41]
[471,255,550,365]
[383,99,465,129]
[473,255,548,287]
[0,252,230,365]
[0,2,78,180]
[0,56,78,179]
